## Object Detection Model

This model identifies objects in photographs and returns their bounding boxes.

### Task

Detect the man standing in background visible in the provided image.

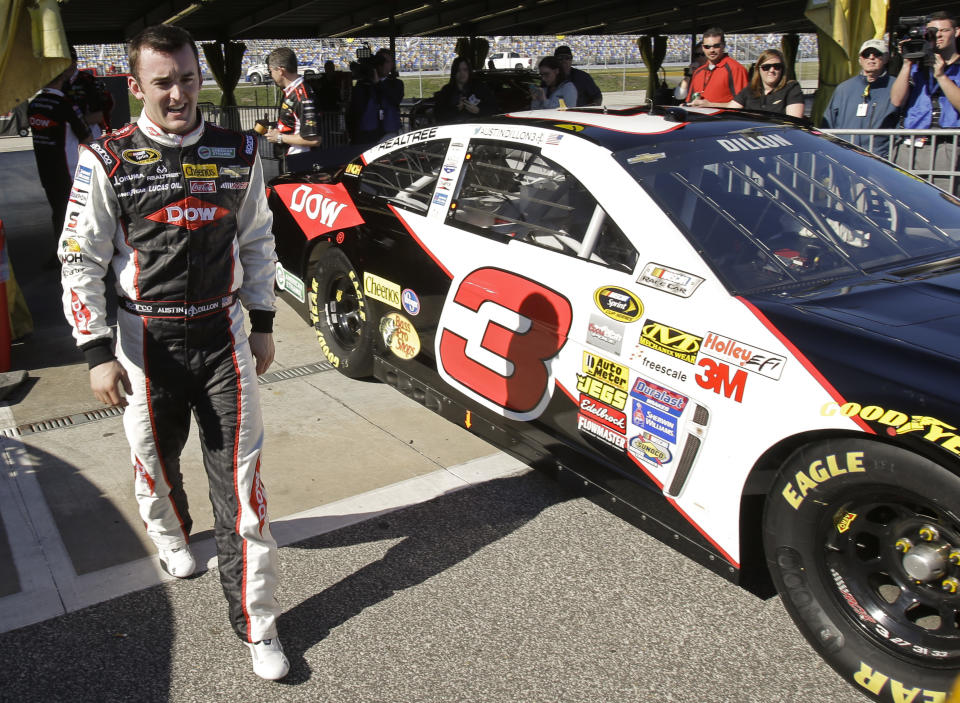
[265,46,321,157]
[554,45,602,106]
[686,28,748,106]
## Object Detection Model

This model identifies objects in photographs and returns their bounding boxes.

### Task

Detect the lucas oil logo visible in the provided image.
[145,197,230,230]
[121,148,161,165]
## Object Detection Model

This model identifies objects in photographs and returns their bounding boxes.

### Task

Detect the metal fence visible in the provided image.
[821,128,960,195]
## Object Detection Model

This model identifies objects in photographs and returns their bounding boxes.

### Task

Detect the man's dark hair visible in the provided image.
[702,27,726,44]
[373,49,393,71]
[267,47,297,73]
[554,45,573,57]
[128,25,200,80]
[928,10,957,28]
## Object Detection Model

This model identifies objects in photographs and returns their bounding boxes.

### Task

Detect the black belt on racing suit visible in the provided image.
[119,292,239,319]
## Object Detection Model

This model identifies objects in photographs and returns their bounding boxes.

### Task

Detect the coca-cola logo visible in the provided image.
[144,197,229,230]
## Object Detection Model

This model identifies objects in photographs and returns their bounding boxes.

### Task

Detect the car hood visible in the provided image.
[746,272,960,419]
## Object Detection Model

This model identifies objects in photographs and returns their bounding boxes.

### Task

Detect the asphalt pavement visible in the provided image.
[0,134,863,702]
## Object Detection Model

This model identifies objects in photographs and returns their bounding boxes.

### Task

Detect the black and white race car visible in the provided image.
[266,105,960,701]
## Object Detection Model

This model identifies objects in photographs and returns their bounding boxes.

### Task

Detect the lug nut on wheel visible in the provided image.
[896,538,912,553]
[941,577,959,593]
[919,525,940,541]
[949,550,960,565]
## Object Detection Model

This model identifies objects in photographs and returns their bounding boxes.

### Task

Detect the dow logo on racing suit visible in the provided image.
[437,268,572,421]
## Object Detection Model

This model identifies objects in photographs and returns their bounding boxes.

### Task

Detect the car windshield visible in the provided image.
[618,127,960,295]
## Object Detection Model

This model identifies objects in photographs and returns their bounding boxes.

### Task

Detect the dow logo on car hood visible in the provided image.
[274,182,365,239]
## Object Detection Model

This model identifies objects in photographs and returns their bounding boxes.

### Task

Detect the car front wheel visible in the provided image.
[249,73,262,85]
[309,248,374,378]
[764,438,960,702]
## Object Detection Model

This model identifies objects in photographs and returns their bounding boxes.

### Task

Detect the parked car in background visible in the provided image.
[487,51,535,70]
[266,105,960,703]
[246,53,319,84]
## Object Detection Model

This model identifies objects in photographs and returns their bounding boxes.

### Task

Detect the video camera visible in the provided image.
[349,42,375,81]
[894,16,938,63]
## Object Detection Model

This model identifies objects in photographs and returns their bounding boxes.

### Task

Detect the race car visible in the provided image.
[265,105,960,701]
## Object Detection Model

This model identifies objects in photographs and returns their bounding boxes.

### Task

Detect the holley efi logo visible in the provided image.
[145,197,229,230]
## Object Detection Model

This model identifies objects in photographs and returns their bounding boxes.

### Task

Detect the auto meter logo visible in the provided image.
[594,286,643,323]
[273,183,365,239]
[144,197,230,230]
[121,147,161,165]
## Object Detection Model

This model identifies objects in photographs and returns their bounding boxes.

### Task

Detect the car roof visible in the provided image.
[486,106,807,152]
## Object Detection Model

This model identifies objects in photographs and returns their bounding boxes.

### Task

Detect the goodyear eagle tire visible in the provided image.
[763,439,960,702]
[309,249,374,378]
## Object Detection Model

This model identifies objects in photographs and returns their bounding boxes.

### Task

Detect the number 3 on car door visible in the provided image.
[437,267,573,421]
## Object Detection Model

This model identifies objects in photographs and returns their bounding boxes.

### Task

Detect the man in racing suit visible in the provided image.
[59,25,288,680]
[265,46,320,164]
[29,69,91,246]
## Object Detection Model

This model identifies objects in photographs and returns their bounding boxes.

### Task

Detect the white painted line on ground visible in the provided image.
[0,450,528,634]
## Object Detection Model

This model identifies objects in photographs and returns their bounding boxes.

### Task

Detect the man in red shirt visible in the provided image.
[685,28,748,105]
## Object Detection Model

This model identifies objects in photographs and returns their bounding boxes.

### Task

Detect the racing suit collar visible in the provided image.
[283,75,304,97]
[136,110,205,147]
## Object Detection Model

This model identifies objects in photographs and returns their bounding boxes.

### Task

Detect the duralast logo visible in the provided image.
[121,147,161,165]
[144,197,229,230]
[182,163,218,179]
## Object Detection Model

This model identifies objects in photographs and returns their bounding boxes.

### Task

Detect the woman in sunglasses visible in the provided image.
[690,49,804,118]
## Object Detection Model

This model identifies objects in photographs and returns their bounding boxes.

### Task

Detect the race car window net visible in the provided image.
[357,139,451,213]
[448,140,639,274]
[620,129,960,295]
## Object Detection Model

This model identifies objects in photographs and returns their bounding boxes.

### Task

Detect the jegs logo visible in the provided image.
[437,268,572,421]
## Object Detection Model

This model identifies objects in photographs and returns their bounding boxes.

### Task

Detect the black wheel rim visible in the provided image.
[323,271,364,350]
[820,487,960,667]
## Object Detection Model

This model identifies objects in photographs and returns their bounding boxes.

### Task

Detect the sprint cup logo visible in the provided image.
[121,147,161,165]
[182,163,218,179]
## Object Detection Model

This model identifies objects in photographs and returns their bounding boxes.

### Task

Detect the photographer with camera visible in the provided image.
[891,11,960,193]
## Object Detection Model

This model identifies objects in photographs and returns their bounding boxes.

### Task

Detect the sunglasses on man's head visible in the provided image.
[759,63,783,72]
[702,42,723,49]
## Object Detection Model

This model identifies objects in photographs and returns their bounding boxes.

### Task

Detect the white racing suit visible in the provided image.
[60,112,280,642]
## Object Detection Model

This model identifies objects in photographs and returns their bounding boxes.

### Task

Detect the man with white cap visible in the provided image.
[822,38,900,156]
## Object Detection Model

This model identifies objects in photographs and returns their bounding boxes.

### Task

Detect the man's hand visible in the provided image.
[249,332,275,376]
[266,127,281,144]
[90,360,132,407]
[933,52,947,78]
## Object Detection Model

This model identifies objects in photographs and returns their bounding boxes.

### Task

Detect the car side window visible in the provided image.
[449,140,639,273]
[358,139,451,214]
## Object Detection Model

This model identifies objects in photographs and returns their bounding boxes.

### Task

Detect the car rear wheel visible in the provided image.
[763,439,960,702]
[514,63,523,69]
[249,73,262,85]
[309,248,374,378]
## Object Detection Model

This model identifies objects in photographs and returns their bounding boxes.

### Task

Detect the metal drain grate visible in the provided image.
[0,361,333,438]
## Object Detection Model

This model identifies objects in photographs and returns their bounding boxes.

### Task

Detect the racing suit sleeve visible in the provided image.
[235,152,278,333]
[60,147,121,368]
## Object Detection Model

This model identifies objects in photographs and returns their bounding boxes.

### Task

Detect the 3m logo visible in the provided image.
[145,197,229,230]
[637,320,703,364]
[182,163,218,178]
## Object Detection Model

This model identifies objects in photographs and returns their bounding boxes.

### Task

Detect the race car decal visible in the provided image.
[437,267,572,421]
[274,182,364,239]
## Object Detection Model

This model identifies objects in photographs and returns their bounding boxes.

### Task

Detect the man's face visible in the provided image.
[702,36,725,64]
[128,44,200,135]
[927,18,959,52]
[858,49,887,76]
[557,54,572,73]
[269,64,284,87]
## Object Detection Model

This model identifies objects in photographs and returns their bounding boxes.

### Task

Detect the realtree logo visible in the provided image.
[145,197,229,230]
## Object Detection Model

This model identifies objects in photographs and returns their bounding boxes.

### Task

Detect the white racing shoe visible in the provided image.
[247,637,290,680]
[157,545,196,578]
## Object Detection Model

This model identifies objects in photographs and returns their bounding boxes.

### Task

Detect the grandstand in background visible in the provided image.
[76,34,818,76]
